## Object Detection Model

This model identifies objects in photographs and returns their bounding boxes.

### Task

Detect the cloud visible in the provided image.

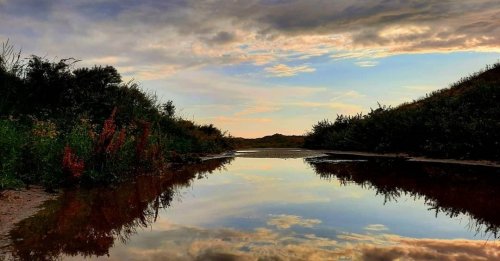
[364,224,389,231]
[100,220,500,261]
[203,31,239,46]
[82,56,129,66]
[204,0,500,57]
[355,60,379,67]
[234,104,281,116]
[337,232,391,245]
[265,64,316,77]
[134,64,182,80]
[152,70,367,136]
[267,214,322,229]
[148,70,342,136]
[1,0,499,80]
[330,90,365,101]
[212,116,272,124]
[1,0,498,137]
[293,101,363,115]
[160,70,327,106]
[360,236,500,261]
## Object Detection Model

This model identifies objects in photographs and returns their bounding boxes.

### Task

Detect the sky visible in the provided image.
[1,0,499,137]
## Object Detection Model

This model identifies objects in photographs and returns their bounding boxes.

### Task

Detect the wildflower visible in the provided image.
[95,107,118,154]
[62,145,85,178]
[149,144,162,161]
[106,127,126,154]
[32,120,58,138]
[136,121,151,160]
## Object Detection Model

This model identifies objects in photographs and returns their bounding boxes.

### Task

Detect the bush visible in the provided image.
[0,43,233,190]
[0,119,25,189]
[305,63,500,161]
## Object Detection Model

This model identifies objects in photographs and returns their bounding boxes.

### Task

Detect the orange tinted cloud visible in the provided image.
[104,220,500,261]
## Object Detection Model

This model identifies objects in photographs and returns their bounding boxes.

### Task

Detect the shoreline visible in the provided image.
[0,148,499,258]
[323,150,500,168]
[0,187,59,258]
[203,148,500,167]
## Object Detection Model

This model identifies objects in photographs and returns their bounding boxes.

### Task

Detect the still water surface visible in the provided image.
[7,149,500,260]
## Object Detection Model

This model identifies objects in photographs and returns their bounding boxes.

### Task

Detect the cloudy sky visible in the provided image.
[1,0,499,137]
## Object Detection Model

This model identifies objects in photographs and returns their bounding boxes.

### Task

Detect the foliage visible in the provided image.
[0,44,232,190]
[0,119,25,188]
[304,63,500,160]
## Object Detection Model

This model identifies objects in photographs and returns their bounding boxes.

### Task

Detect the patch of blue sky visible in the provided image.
[221,51,500,107]
[265,51,498,86]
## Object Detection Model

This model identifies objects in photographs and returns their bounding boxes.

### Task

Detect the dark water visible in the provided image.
[5,150,500,260]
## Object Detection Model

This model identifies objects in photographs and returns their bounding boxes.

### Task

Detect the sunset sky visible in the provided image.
[1,0,499,137]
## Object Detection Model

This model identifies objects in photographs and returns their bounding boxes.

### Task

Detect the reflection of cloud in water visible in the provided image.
[267,214,322,229]
[12,156,500,260]
[234,173,283,183]
[100,219,500,261]
[364,224,389,232]
[165,159,333,225]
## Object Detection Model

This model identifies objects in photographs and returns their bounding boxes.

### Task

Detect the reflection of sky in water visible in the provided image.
[64,157,500,260]
[160,158,480,239]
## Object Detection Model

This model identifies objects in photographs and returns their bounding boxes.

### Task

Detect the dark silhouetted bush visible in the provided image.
[305,63,500,161]
[0,44,232,189]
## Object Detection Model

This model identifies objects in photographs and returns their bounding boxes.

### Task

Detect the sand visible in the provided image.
[0,187,59,259]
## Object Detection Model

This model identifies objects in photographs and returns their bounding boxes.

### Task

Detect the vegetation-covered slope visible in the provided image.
[305,63,500,161]
[231,134,304,148]
[0,43,232,189]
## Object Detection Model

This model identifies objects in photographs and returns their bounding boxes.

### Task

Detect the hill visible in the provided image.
[231,134,305,148]
[304,63,500,161]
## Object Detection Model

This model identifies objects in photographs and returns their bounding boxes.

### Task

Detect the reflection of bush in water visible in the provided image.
[306,157,500,238]
[9,158,233,261]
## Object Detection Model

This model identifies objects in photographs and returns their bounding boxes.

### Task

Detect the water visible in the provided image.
[5,149,500,260]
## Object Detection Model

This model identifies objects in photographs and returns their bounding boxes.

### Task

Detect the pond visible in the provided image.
[5,149,500,260]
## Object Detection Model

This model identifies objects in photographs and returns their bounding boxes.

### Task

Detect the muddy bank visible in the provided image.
[0,187,59,259]
[325,150,500,167]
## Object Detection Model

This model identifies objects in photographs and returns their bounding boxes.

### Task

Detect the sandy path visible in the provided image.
[0,187,59,259]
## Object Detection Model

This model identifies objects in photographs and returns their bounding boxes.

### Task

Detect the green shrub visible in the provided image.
[26,120,64,188]
[0,119,25,189]
[305,63,500,160]
[0,44,233,190]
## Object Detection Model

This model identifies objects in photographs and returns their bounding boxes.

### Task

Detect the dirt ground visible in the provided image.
[0,187,59,258]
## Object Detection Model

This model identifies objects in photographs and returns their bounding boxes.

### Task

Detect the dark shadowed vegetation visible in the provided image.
[0,42,232,190]
[306,156,500,238]
[305,64,500,161]
[8,158,232,260]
